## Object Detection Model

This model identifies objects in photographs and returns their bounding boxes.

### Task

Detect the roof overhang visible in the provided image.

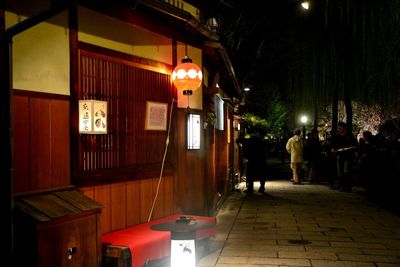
[137,0,240,96]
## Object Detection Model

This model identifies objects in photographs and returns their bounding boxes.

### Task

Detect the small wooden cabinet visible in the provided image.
[14,189,102,267]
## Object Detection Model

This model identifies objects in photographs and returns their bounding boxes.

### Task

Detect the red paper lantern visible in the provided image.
[172,57,202,95]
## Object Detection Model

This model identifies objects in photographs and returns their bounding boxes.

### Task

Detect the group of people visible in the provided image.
[285,122,358,191]
[239,120,397,195]
[239,121,362,194]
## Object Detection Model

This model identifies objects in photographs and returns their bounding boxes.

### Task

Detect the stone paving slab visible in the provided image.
[198,180,400,267]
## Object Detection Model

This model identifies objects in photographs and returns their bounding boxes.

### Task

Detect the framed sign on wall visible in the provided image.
[79,100,107,134]
[145,101,168,131]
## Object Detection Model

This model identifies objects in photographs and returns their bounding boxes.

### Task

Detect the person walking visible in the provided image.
[243,130,267,193]
[286,128,304,184]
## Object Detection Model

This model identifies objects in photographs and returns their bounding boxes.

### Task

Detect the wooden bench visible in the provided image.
[102,214,216,267]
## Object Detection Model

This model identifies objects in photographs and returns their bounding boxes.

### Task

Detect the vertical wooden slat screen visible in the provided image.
[78,50,174,177]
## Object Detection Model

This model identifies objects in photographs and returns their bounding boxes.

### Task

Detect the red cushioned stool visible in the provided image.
[102,214,216,267]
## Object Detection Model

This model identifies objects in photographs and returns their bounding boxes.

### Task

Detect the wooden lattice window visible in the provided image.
[77,49,175,181]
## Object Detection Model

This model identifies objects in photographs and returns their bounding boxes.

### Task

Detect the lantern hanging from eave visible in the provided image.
[172,56,202,96]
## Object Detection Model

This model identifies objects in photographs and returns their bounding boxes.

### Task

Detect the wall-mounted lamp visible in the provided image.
[233,120,240,131]
[206,17,218,33]
[79,100,107,134]
[187,113,201,150]
[172,56,202,97]
[214,95,224,131]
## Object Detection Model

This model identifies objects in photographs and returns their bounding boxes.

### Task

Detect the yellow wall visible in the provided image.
[78,7,173,65]
[78,7,202,110]
[6,11,70,95]
[161,0,200,20]
[6,5,203,105]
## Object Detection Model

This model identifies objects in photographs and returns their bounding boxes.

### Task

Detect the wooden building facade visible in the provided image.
[1,0,240,264]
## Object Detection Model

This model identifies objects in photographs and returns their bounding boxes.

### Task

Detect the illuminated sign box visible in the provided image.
[214,95,224,130]
[79,100,107,134]
[187,113,200,150]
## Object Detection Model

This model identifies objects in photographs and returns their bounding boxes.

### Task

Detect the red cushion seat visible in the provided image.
[101,214,216,267]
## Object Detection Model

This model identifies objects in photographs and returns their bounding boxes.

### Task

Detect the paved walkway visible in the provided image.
[198,180,400,267]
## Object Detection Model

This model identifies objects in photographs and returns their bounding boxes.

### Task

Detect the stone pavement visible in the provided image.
[198,180,400,267]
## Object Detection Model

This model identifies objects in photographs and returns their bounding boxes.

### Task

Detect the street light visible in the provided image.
[300,115,308,140]
[301,1,310,10]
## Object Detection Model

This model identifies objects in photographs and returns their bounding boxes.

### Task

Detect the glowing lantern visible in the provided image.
[172,56,202,95]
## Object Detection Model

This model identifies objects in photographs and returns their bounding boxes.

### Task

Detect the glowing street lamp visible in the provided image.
[301,1,310,10]
[300,115,308,140]
[300,115,308,125]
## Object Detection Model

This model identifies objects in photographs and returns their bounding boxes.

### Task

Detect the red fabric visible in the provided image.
[101,214,216,267]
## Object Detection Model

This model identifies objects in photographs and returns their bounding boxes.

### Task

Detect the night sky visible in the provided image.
[202,0,400,120]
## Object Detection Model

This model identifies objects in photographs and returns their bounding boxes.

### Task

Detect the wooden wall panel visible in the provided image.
[79,186,95,199]
[164,175,174,215]
[94,185,111,234]
[29,98,51,190]
[13,92,71,194]
[210,136,217,209]
[215,105,229,198]
[126,180,140,226]
[110,183,127,231]
[204,127,217,212]
[78,175,174,234]
[175,110,205,214]
[139,178,154,223]
[151,177,165,220]
[51,99,70,187]
[13,95,30,193]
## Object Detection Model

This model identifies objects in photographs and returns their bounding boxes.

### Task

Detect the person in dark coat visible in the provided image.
[330,122,358,191]
[358,131,377,192]
[243,131,267,194]
[303,129,322,182]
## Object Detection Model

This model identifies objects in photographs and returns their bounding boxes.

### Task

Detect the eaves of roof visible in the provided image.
[139,0,219,42]
[139,0,240,96]
[203,40,241,96]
